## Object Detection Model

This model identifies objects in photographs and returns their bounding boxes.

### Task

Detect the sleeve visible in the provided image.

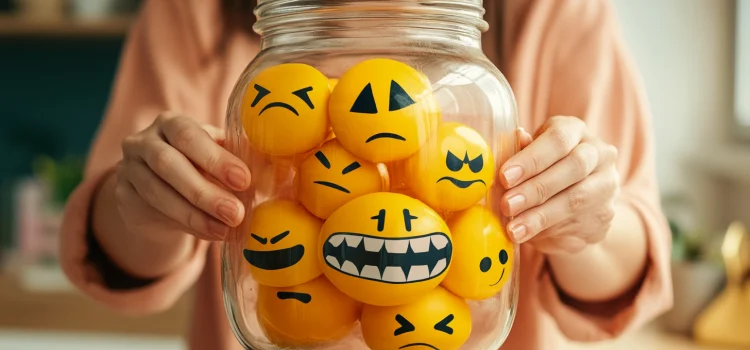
[520,0,673,341]
[59,0,223,316]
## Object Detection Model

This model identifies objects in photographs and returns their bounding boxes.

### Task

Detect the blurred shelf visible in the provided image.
[0,14,134,38]
[690,145,750,185]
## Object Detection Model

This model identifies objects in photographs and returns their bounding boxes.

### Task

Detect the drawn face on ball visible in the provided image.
[318,192,452,306]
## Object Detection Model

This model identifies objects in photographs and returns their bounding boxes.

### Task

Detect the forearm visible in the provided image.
[91,172,195,279]
[547,198,648,302]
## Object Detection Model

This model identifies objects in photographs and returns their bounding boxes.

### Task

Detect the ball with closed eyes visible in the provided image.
[405,122,495,212]
[241,63,331,156]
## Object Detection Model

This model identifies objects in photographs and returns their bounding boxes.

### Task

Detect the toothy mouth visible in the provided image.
[322,232,452,284]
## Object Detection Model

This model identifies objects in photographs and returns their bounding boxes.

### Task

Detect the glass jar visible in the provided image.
[222,1,520,349]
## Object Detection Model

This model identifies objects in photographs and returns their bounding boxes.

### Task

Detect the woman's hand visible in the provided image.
[499,116,620,254]
[116,112,251,241]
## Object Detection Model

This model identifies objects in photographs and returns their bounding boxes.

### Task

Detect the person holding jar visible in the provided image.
[58,0,672,349]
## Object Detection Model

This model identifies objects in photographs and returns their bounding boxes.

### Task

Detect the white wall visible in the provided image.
[610,0,735,196]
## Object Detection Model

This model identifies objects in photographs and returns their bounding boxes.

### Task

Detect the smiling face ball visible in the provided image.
[441,206,514,300]
[361,286,471,350]
[257,276,361,347]
[406,122,495,212]
[244,200,323,287]
[329,58,440,163]
[318,192,452,306]
[241,63,330,156]
[295,139,387,219]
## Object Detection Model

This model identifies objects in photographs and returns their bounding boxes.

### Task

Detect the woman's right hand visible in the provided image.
[116,112,251,241]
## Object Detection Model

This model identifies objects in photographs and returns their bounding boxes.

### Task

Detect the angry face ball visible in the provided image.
[329,58,440,163]
[441,205,514,300]
[244,200,323,287]
[241,63,330,156]
[318,192,452,306]
[406,122,495,212]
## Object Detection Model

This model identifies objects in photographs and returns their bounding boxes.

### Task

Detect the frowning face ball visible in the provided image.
[244,200,323,287]
[241,63,331,156]
[406,122,495,212]
[329,58,440,163]
[441,205,514,300]
[295,139,387,219]
[361,286,472,350]
[318,192,452,306]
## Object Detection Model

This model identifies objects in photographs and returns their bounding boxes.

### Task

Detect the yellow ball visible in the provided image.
[257,276,361,347]
[329,58,440,163]
[361,286,472,350]
[441,205,514,300]
[318,192,453,306]
[241,63,330,156]
[244,200,322,287]
[406,122,495,212]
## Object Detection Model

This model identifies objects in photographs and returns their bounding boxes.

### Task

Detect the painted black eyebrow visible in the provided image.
[250,233,267,244]
[341,161,361,175]
[315,151,331,169]
[270,230,290,244]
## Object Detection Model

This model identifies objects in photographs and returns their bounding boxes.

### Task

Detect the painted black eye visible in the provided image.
[388,80,416,111]
[314,151,331,169]
[251,84,271,107]
[468,155,484,173]
[434,314,454,335]
[270,230,290,244]
[342,161,361,175]
[292,86,315,109]
[446,151,463,172]
[480,257,492,272]
[250,233,268,244]
[499,249,509,265]
[403,209,418,232]
[351,83,378,114]
[394,314,415,336]
[371,209,386,232]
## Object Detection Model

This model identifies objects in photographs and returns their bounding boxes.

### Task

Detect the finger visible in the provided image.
[500,117,586,188]
[159,116,250,191]
[506,168,616,243]
[516,127,533,149]
[134,138,245,227]
[124,160,233,240]
[592,138,619,171]
[500,142,599,217]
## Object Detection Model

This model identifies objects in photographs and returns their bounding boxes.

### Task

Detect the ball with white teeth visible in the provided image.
[318,192,453,306]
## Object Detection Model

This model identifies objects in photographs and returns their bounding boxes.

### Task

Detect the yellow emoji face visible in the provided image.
[257,276,361,347]
[318,192,452,306]
[361,286,471,350]
[295,139,387,219]
[241,63,330,156]
[244,200,323,287]
[441,206,514,300]
[329,58,440,163]
[406,122,495,212]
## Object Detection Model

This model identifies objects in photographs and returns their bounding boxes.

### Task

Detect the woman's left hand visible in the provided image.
[499,116,620,255]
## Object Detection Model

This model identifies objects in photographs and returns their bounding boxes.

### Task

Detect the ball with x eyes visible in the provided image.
[241,63,331,156]
[361,286,472,350]
[441,205,514,299]
[405,122,495,212]
[243,199,323,287]
[295,139,387,219]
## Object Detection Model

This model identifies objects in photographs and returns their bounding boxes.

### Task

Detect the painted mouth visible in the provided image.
[366,133,407,143]
[436,176,486,189]
[243,245,304,270]
[260,102,299,116]
[313,181,350,193]
[490,268,506,286]
[276,292,312,304]
[400,343,439,350]
[322,232,452,284]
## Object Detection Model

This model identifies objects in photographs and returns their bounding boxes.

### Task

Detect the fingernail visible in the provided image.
[208,219,229,239]
[509,224,527,242]
[217,200,239,224]
[503,166,523,187]
[227,165,248,189]
[507,194,526,215]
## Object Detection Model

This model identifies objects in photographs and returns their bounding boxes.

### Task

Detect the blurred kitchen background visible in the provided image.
[0,0,748,349]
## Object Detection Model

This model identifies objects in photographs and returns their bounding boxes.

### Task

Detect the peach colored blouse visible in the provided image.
[59,0,673,349]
